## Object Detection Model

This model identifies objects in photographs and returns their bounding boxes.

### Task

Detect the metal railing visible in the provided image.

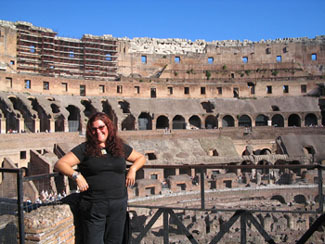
[0,163,324,244]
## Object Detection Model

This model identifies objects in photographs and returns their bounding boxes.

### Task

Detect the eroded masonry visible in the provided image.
[0,20,325,243]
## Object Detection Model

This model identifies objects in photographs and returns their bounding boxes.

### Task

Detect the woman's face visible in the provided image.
[91,119,109,147]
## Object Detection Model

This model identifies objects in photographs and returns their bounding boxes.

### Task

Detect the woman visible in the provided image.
[54,112,146,244]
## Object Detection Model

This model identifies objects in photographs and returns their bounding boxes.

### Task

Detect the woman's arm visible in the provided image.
[54,152,89,192]
[125,149,146,187]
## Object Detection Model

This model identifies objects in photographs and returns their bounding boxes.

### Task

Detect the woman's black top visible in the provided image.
[71,142,133,200]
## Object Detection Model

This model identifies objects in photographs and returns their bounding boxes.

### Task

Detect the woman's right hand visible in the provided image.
[76,174,89,192]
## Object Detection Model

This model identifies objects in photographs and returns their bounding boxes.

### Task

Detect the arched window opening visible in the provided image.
[66,105,80,132]
[138,112,152,130]
[256,114,269,126]
[205,115,217,129]
[156,115,169,129]
[288,114,301,127]
[271,195,286,204]
[172,115,186,129]
[222,115,234,127]
[55,114,65,132]
[305,113,317,127]
[294,195,307,204]
[121,115,135,130]
[238,115,252,127]
[272,114,284,127]
[189,115,201,129]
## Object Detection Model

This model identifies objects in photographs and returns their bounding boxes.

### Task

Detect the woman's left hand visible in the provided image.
[126,168,136,187]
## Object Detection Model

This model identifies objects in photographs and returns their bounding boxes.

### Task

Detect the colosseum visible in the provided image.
[0,20,324,243]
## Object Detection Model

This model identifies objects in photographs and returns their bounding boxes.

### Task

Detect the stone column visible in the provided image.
[64,119,69,132]
[34,118,40,133]
[284,119,288,128]
[152,118,156,130]
[49,119,55,133]
[217,118,221,128]
[18,117,24,133]
[251,119,256,127]
[0,118,6,134]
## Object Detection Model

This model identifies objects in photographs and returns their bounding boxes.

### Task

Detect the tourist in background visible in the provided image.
[54,112,146,244]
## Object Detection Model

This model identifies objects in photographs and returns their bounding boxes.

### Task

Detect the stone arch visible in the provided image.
[271,195,286,204]
[260,148,272,155]
[241,160,253,174]
[8,96,35,132]
[189,115,201,129]
[222,115,235,127]
[289,160,303,176]
[205,115,218,129]
[55,114,65,132]
[50,103,64,132]
[293,194,307,204]
[101,100,118,127]
[46,97,55,101]
[305,113,318,126]
[315,194,325,204]
[138,112,152,130]
[225,162,238,174]
[272,114,284,127]
[288,114,301,127]
[27,97,49,132]
[121,114,135,131]
[156,115,169,129]
[172,115,186,129]
[257,160,271,175]
[81,99,97,118]
[66,105,81,132]
[238,114,252,127]
[255,114,269,126]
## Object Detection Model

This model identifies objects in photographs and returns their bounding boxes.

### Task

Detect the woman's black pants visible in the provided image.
[79,195,128,244]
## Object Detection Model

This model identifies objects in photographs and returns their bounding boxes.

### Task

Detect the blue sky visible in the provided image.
[1,0,324,42]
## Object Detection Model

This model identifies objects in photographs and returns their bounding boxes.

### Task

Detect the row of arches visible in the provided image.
[0,94,321,133]
[121,112,320,131]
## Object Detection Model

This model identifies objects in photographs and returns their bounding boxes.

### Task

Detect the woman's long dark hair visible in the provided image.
[85,112,124,157]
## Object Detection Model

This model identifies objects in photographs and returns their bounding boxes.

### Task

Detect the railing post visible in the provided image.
[240,211,247,244]
[17,168,25,244]
[317,164,324,213]
[200,168,205,209]
[163,209,169,244]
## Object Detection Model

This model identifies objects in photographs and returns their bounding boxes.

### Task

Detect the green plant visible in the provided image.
[245,70,251,76]
[271,70,278,76]
[205,70,211,80]
[222,65,227,70]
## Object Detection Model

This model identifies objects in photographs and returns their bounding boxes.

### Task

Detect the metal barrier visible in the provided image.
[0,164,324,244]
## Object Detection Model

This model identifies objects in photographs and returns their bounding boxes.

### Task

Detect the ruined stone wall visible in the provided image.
[0,21,17,73]
[0,132,81,168]
[0,71,322,99]
[0,20,324,100]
